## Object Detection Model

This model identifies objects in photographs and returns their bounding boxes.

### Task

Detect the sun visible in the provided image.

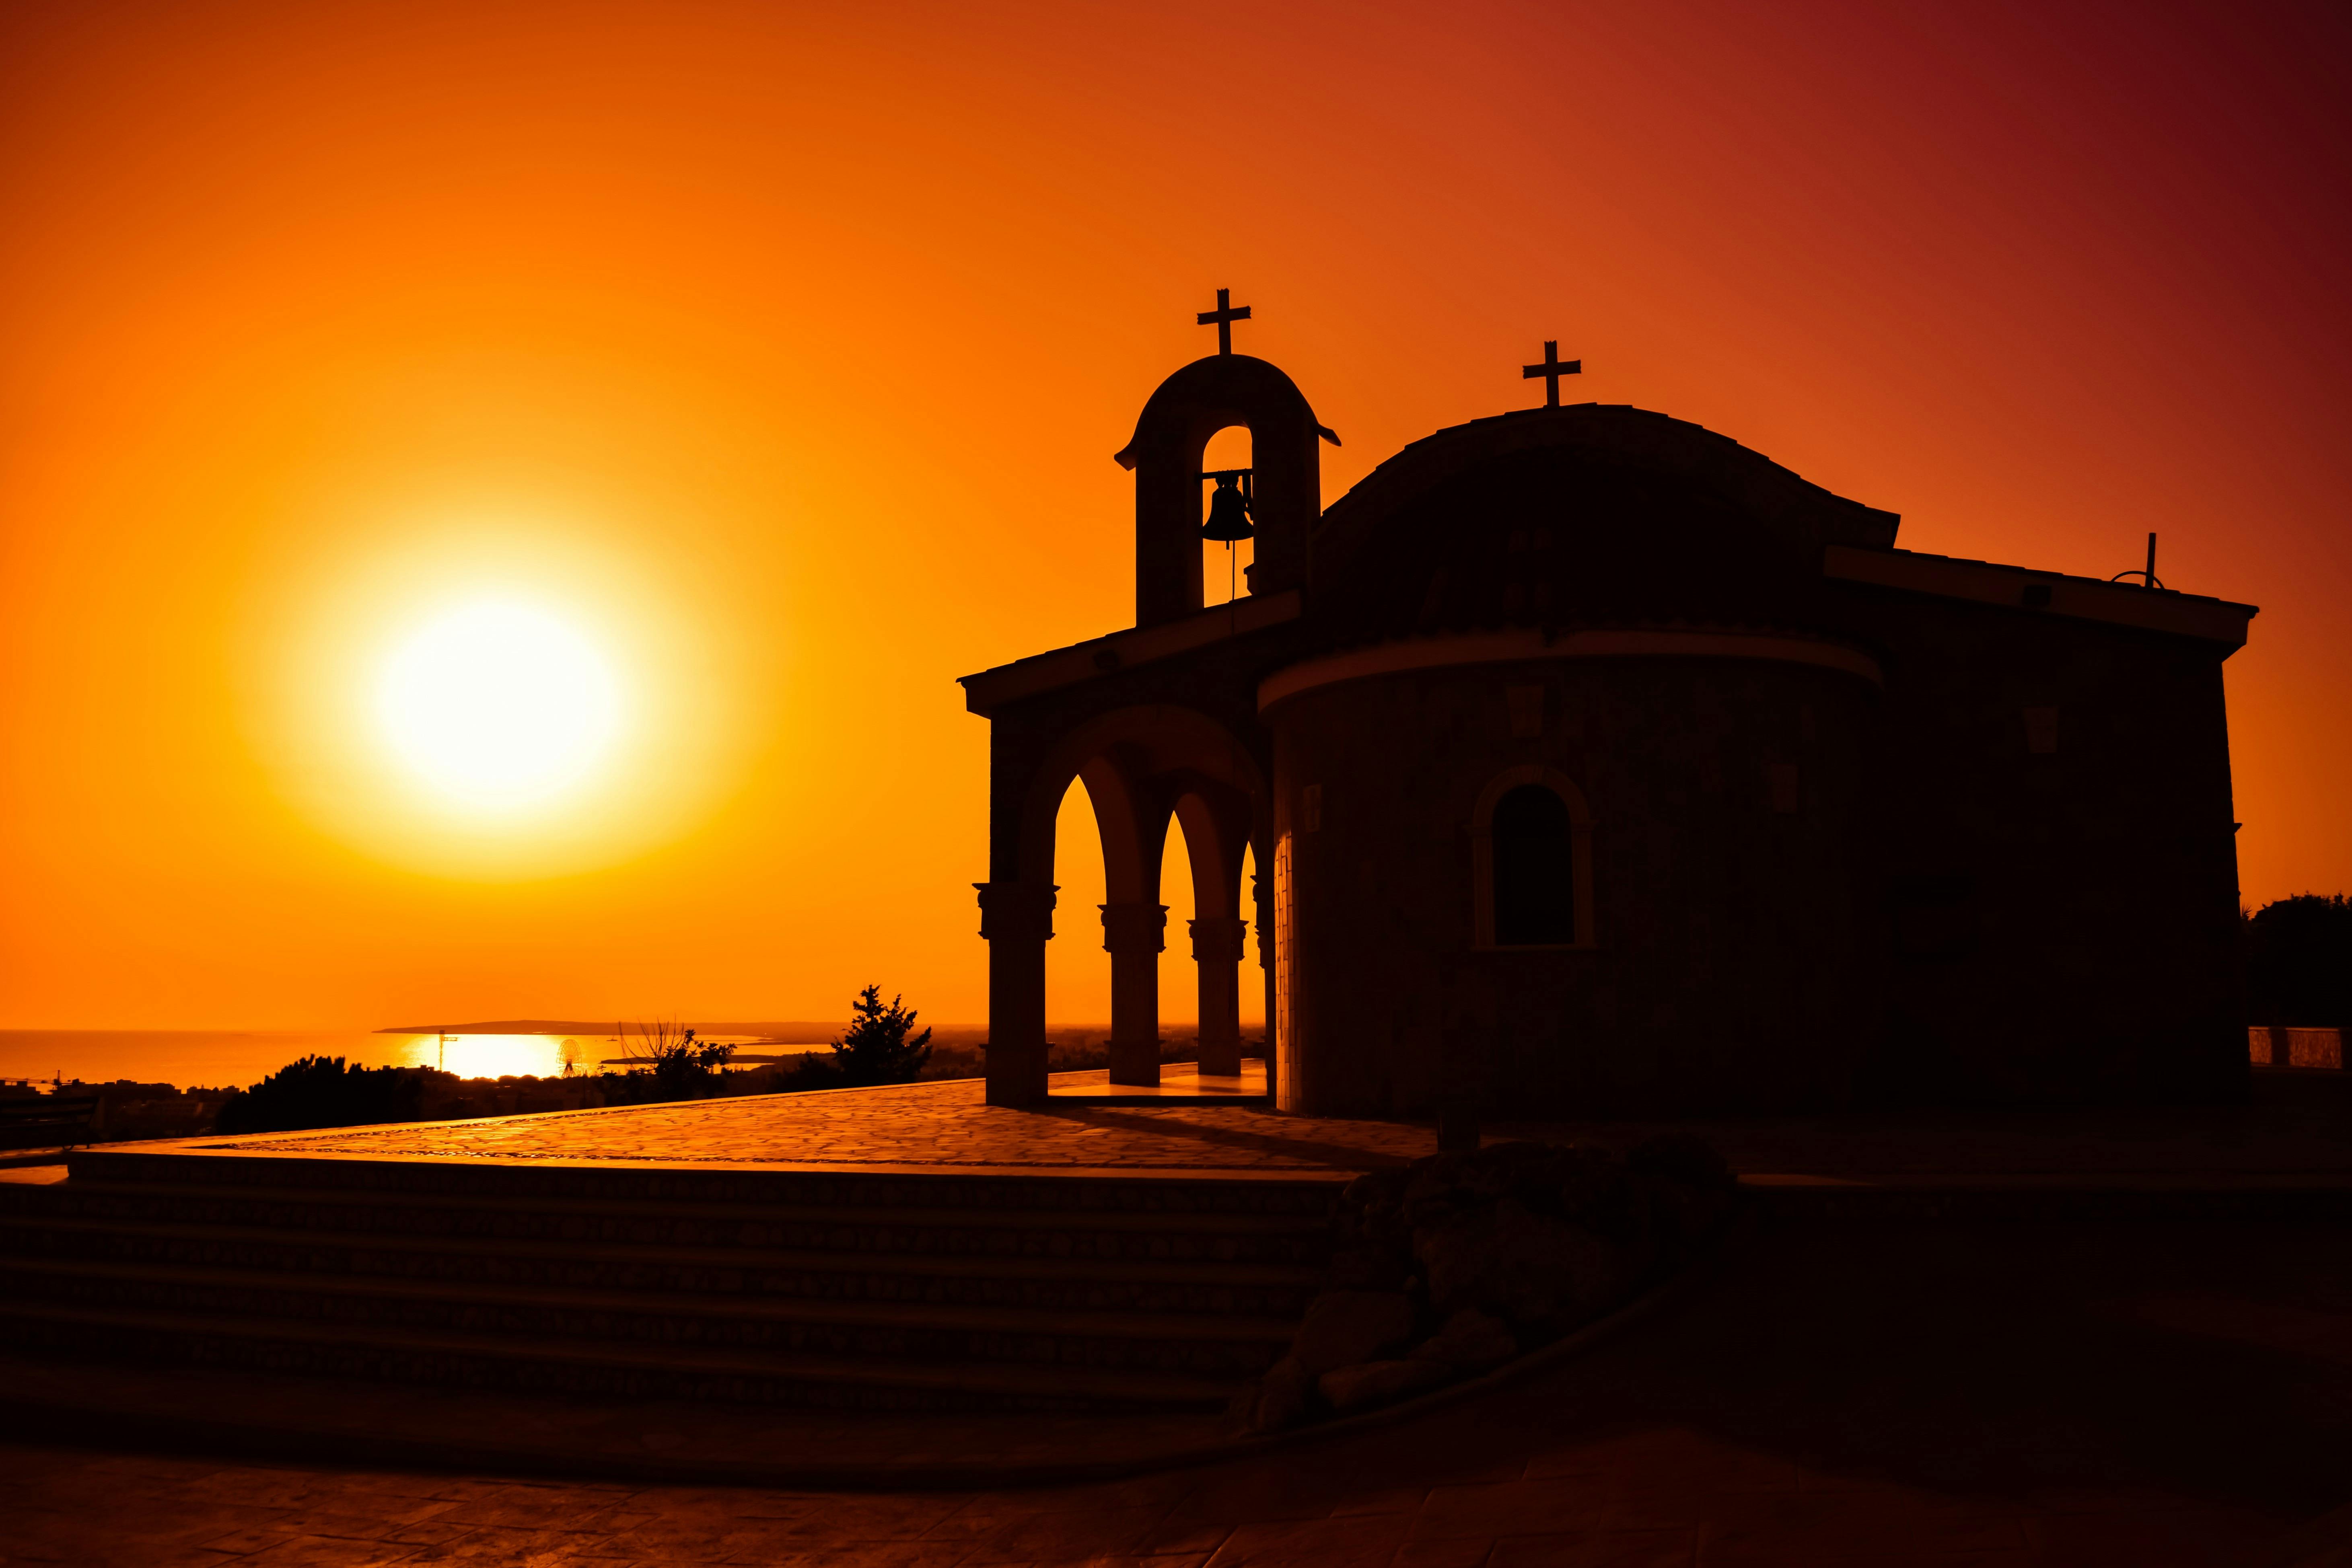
[375,599,623,809]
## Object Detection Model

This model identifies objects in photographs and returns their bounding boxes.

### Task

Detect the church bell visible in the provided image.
[1201,472,1254,542]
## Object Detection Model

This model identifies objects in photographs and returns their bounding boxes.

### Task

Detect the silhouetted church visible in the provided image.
[960,296,2255,1116]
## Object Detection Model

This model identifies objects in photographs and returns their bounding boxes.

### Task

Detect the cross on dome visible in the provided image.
[1523,340,1581,407]
[1197,288,1252,356]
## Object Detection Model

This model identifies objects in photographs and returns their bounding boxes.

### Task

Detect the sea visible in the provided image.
[0,1030,831,1092]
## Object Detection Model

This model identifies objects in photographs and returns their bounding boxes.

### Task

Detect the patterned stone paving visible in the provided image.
[191,1071,1438,1172]
[173,1066,2352,1182]
[7,1219,2348,1565]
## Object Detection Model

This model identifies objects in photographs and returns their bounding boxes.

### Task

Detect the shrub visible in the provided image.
[2246,894,2352,1028]
[596,1021,737,1105]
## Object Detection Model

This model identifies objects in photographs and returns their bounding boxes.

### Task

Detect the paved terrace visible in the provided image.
[150,1064,2352,1185]
[9,1216,2351,1565]
[8,1071,2348,1561]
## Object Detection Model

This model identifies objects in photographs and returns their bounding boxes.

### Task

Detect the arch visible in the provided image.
[1172,787,1249,925]
[1014,705,1268,888]
[1070,754,1161,906]
[1201,423,1253,484]
[1171,785,1253,1076]
[998,705,1266,1092]
[1471,764,1597,950]
[1114,354,1335,625]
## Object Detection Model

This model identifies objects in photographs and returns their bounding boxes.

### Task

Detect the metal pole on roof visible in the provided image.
[2111,532,2164,590]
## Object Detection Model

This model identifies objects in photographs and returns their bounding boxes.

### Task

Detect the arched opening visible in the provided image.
[1157,824,1195,1052]
[1039,761,1169,1085]
[1117,350,1327,626]
[1045,776,1111,1038]
[1492,784,1575,945]
[1200,424,1254,609]
[1471,764,1596,951]
[989,706,1272,1103]
[1239,839,1266,1052]
[1155,790,1263,1078]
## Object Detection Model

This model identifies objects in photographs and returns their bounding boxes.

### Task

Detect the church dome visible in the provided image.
[1305,404,1899,648]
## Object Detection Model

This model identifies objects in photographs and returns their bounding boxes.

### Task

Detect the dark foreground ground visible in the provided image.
[4,1216,2346,1567]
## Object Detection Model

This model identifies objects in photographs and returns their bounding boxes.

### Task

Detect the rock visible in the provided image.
[1401,1149,1523,1227]
[1631,1171,1734,1252]
[1317,1357,1454,1414]
[1325,1242,1411,1291]
[1628,1131,1733,1190]
[1339,1168,1410,1209]
[1628,1134,1738,1246]
[1290,1289,1416,1375]
[1222,1380,1258,1430]
[1411,1307,1520,1373]
[1336,1167,1414,1254]
[1242,1356,1313,1434]
[1414,1197,1633,1328]
[1552,1147,1630,1229]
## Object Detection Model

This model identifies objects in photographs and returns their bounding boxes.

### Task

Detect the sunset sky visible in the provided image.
[3,0,2346,1032]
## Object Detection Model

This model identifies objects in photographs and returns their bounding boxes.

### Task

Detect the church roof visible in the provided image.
[1825,545,2255,646]
[1315,403,1900,564]
[1304,403,1899,649]
[955,386,2255,718]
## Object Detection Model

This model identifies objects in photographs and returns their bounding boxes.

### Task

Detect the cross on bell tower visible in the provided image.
[1197,288,1252,356]
[1522,340,1581,407]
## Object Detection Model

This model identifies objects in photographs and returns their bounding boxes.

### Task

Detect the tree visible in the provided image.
[216,1056,427,1134]
[2246,894,2352,1028]
[817,986,934,1088]
[600,1020,737,1104]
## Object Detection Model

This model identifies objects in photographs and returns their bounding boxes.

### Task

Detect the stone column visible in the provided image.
[1254,864,1277,1086]
[1189,916,1249,1077]
[977,881,1055,1107]
[1099,901,1167,1087]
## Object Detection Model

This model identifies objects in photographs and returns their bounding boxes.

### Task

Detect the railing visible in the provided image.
[2249,1027,2345,1070]
[0,1094,102,1153]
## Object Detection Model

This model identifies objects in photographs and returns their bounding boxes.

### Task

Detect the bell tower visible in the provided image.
[1113,291,1339,628]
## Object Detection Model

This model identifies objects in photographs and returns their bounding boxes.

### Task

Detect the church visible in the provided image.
[959,296,2256,1118]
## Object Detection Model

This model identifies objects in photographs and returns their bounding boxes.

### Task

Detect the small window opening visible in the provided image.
[1492,784,1574,945]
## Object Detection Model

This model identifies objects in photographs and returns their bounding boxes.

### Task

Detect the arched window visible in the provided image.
[1492,785,1575,944]
[1471,765,1595,950]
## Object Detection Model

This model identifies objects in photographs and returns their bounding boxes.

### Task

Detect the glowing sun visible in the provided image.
[375,599,622,808]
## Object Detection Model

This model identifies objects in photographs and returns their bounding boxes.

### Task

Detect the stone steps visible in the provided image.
[0,1256,1297,1375]
[0,1300,1240,1412]
[0,1149,1347,1413]
[0,1180,1330,1263]
[0,1214,1322,1314]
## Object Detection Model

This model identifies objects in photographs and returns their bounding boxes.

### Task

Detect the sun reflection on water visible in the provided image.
[377,1033,594,1079]
[373,1032,791,1079]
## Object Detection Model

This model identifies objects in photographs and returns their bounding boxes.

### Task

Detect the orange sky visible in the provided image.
[3,0,2346,1031]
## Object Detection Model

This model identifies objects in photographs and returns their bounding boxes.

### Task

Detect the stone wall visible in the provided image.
[1843,589,2245,1104]
[1266,653,1880,1118]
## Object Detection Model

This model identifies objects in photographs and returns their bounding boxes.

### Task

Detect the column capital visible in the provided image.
[975,881,1057,943]
[1187,916,1249,964]
[1099,901,1169,955]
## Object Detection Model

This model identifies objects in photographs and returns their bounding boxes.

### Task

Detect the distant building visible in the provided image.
[959,315,2254,1116]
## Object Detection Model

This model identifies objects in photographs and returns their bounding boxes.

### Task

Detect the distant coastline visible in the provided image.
[2,1024,1251,1090]
[375,1019,856,1040]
